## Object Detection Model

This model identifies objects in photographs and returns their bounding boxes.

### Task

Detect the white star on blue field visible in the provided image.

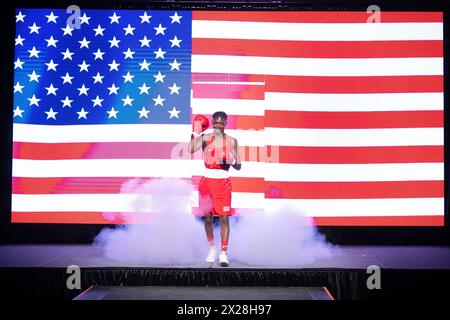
[13,9,191,125]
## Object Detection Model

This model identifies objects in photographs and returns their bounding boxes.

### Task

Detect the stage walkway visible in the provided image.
[1,245,449,300]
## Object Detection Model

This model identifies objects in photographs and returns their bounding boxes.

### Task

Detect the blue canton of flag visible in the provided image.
[13,9,191,125]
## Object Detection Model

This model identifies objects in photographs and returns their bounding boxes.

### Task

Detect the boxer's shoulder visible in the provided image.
[225,134,238,144]
[202,132,213,141]
[201,133,212,150]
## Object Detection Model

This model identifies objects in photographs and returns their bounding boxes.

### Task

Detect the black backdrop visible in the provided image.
[1,0,449,245]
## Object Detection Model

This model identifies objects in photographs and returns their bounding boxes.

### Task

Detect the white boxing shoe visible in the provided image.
[206,246,216,263]
[219,251,229,267]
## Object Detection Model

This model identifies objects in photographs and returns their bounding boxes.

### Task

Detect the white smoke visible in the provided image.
[229,208,337,267]
[94,178,206,265]
[94,178,338,267]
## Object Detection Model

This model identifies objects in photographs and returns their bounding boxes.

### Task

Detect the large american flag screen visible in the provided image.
[11,9,444,226]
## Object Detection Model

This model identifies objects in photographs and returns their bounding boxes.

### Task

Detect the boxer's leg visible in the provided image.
[219,215,229,253]
[205,212,216,263]
[200,178,216,262]
[217,178,232,266]
[204,213,214,245]
[218,214,230,267]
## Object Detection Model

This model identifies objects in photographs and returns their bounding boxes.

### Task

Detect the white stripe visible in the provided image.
[191,98,265,116]
[219,129,264,146]
[11,194,443,216]
[13,125,443,148]
[13,123,192,143]
[192,55,443,76]
[264,198,444,217]
[265,92,444,112]
[193,160,265,178]
[12,159,443,181]
[12,159,264,178]
[203,168,230,179]
[264,163,444,182]
[231,192,265,209]
[265,128,444,147]
[11,192,265,212]
[192,21,443,41]
[13,159,194,178]
[13,124,265,146]
[193,81,265,85]
[187,129,265,147]
[11,194,160,212]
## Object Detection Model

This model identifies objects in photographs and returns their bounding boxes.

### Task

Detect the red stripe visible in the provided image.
[239,146,266,162]
[266,75,443,93]
[12,177,442,199]
[13,142,267,162]
[193,39,443,58]
[11,177,184,194]
[11,212,444,226]
[192,73,265,83]
[12,142,186,160]
[13,144,443,164]
[192,83,265,99]
[9,209,267,223]
[193,11,443,23]
[312,215,444,226]
[192,113,264,130]
[273,146,444,164]
[13,141,267,162]
[265,110,443,129]
[264,181,444,199]
[192,73,444,93]
[11,212,125,224]
[231,177,265,192]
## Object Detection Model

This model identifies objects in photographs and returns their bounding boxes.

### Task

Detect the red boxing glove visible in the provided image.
[225,150,236,165]
[192,115,210,135]
[217,149,236,165]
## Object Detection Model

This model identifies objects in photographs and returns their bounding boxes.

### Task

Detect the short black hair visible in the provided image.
[212,111,227,121]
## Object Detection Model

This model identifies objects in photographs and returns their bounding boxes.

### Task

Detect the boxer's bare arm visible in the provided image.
[231,138,241,170]
[188,134,202,153]
[188,133,208,153]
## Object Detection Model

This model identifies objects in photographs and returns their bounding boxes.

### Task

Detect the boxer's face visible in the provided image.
[213,116,226,134]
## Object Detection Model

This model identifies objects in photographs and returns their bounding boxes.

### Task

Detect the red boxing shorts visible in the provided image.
[199,177,232,217]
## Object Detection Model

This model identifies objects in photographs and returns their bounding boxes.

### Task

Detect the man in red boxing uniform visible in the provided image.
[188,111,241,266]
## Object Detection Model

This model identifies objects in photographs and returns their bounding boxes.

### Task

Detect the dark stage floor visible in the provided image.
[1,245,450,300]
[1,245,450,269]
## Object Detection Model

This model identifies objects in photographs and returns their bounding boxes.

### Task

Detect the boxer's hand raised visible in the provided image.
[192,115,209,138]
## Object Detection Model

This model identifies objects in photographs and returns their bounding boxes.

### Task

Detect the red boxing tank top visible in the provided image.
[204,134,234,169]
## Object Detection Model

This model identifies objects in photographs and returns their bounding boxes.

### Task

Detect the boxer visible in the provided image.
[188,111,241,266]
